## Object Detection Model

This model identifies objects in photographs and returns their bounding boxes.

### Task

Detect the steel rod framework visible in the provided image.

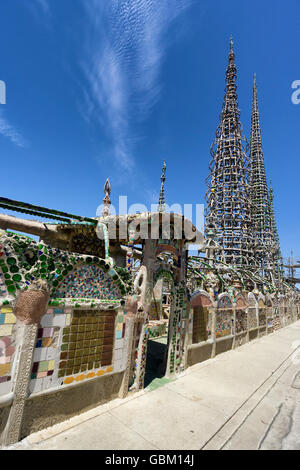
[205,38,255,269]
[249,74,274,279]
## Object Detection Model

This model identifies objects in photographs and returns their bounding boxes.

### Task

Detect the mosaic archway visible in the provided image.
[143,265,176,387]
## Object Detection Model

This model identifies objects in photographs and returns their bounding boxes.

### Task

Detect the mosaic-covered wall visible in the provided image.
[0,306,17,396]
[266,301,274,331]
[148,320,168,338]
[168,281,188,375]
[235,309,247,334]
[258,299,267,327]
[248,294,258,330]
[190,292,213,344]
[216,296,234,338]
[54,264,122,300]
[0,267,8,298]
[29,307,127,395]
[0,230,128,306]
[273,305,281,330]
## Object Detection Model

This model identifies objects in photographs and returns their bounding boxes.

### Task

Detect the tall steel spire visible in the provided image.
[249,74,273,277]
[158,161,166,213]
[205,38,254,268]
[269,182,284,281]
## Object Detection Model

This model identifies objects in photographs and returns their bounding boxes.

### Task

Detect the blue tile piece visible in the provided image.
[0,314,5,325]
[54,309,63,314]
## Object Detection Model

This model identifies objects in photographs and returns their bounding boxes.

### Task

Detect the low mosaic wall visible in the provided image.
[21,370,124,438]
[187,292,299,368]
[0,302,131,444]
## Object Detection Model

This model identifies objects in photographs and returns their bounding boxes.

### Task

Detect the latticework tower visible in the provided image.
[205,38,255,268]
[249,75,273,278]
[269,183,284,281]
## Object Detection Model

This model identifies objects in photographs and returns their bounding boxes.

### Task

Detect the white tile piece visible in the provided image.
[113,359,123,372]
[41,314,54,328]
[43,376,54,391]
[52,315,66,327]
[33,348,47,362]
[0,380,12,396]
[46,347,58,361]
[114,348,123,361]
[29,379,44,395]
[114,339,124,350]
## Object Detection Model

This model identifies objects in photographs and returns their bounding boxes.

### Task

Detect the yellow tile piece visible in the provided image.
[97,370,105,377]
[64,377,74,385]
[0,325,13,336]
[1,308,13,314]
[106,366,113,373]
[4,314,16,324]
[42,338,52,347]
[87,372,95,379]
[0,364,10,376]
[48,360,55,370]
[75,374,85,382]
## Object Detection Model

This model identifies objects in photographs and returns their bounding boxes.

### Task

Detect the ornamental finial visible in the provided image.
[102,178,111,217]
[158,161,166,213]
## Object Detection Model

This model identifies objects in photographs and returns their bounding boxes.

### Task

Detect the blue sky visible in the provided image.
[0,0,299,262]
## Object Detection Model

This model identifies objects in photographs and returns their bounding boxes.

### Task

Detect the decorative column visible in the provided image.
[3,281,49,445]
[119,316,135,399]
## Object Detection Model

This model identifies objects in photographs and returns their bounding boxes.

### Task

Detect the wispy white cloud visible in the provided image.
[0,110,27,148]
[81,0,192,171]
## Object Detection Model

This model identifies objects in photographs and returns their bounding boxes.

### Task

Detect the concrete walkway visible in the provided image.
[8,322,300,450]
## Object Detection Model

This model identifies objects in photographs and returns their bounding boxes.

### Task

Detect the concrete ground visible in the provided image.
[7,321,300,450]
